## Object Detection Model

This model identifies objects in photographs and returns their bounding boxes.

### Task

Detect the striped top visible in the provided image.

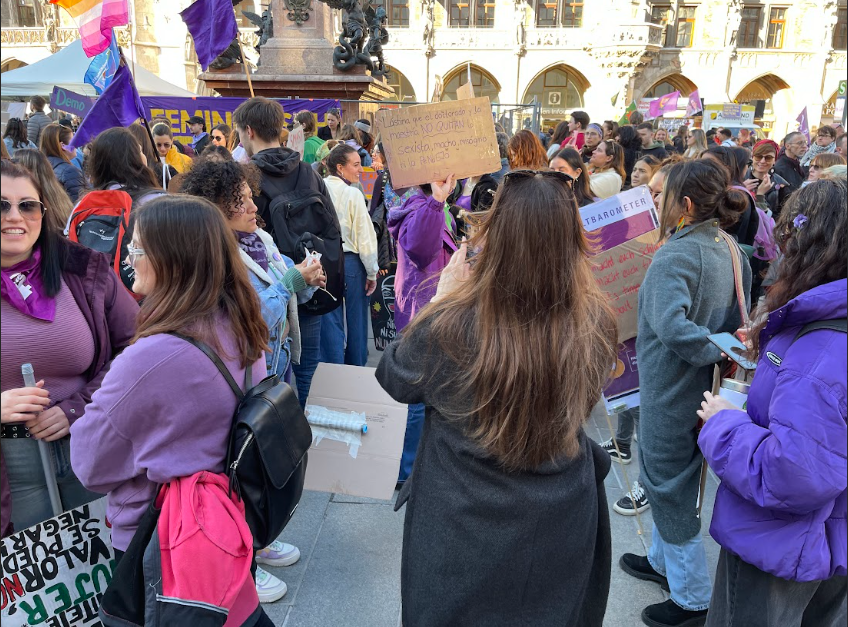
[1,280,96,406]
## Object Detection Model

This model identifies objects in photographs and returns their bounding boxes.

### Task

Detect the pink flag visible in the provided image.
[648,91,680,120]
[796,107,810,143]
[686,90,702,117]
[51,0,129,57]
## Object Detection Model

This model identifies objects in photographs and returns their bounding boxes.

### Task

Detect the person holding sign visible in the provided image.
[619,159,751,627]
[320,145,379,366]
[1,159,138,531]
[387,175,458,484]
[377,170,617,627]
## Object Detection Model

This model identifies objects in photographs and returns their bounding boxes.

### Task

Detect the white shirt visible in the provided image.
[589,169,623,200]
[324,175,380,280]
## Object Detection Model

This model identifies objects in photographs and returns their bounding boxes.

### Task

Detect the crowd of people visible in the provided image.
[1,94,846,627]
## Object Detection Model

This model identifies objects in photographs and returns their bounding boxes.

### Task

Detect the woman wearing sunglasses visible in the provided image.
[744,140,790,217]
[210,124,232,149]
[0,159,138,533]
[806,152,846,185]
[377,169,617,627]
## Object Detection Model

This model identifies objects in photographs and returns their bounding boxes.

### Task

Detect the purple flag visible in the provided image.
[796,107,810,144]
[648,91,680,120]
[686,89,702,117]
[70,61,146,149]
[180,0,239,72]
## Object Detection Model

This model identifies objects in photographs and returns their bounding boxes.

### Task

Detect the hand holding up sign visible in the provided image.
[431,174,456,204]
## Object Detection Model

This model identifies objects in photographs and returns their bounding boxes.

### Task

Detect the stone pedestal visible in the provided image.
[200,0,395,121]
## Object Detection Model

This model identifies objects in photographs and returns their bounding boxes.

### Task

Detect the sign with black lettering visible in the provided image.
[370,263,397,351]
[1,499,114,627]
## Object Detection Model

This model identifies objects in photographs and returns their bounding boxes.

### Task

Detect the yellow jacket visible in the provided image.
[165,145,193,173]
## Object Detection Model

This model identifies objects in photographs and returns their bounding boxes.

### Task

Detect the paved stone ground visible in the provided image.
[263,346,721,627]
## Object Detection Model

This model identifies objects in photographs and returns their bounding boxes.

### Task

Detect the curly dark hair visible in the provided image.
[178,159,262,220]
[749,178,847,358]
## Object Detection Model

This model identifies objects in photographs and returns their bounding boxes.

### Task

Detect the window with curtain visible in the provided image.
[675,6,696,47]
[534,0,584,27]
[738,6,761,48]
[766,7,786,49]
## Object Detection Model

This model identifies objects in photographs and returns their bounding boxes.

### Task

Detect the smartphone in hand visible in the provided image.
[708,333,758,371]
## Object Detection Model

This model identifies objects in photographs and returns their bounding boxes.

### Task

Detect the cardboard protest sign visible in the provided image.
[287,125,305,158]
[1,498,115,627]
[370,263,397,351]
[359,168,380,201]
[375,97,500,189]
[603,337,640,413]
[456,80,475,101]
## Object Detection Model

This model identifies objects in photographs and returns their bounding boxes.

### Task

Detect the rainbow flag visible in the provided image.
[51,0,129,57]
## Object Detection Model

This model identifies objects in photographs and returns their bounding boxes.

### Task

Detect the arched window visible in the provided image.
[442,66,500,102]
[522,65,587,126]
[643,74,697,99]
[386,67,416,101]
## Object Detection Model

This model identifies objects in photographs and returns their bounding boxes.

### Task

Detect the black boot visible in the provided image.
[619,554,670,591]
[641,599,707,627]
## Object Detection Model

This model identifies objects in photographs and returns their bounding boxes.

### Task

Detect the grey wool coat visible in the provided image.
[376,316,613,627]
[637,219,751,545]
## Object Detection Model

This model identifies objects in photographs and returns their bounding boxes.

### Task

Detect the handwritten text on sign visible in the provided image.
[375,97,500,189]
[1,498,115,626]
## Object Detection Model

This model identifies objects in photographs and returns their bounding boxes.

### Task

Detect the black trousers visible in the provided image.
[706,548,847,627]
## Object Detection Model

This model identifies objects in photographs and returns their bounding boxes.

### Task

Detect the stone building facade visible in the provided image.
[2,0,845,138]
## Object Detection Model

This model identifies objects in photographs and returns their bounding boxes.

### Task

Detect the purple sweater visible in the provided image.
[699,279,847,582]
[70,328,265,551]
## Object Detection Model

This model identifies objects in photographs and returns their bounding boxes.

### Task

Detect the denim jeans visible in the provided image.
[320,252,370,367]
[706,549,847,627]
[648,524,713,611]
[292,312,322,409]
[616,407,640,446]
[3,436,101,530]
[398,403,425,483]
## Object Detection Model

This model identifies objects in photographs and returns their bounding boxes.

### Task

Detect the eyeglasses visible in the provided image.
[1,199,46,221]
[753,155,775,162]
[810,164,822,170]
[127,242,146,266]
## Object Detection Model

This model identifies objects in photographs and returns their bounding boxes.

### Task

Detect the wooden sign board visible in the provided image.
[287,125,305,158]
[456,80,475,100]
[375,97,500,189]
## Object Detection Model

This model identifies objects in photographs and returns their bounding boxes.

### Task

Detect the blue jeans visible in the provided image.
[648,525,712,611]
[292,312,322,409]
[320,252,370,367]
[398,403,425,482]
[3,436,101,530]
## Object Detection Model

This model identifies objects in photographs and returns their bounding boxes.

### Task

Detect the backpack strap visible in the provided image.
[792,319,848,344]
[168,332,244,400]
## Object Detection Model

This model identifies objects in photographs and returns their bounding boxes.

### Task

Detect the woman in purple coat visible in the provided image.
[697,178,847,627]
[387,174,457,484]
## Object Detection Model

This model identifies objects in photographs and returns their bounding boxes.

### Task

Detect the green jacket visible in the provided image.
[303,135,326,164]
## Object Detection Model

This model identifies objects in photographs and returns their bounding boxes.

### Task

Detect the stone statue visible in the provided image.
[514,0,527,56]
[726,0,743,47]
[316,0,391,75]
[422,0,436,57]
[243,8,274,57]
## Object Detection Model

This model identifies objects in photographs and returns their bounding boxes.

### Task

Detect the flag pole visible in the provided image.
[127,2,137,77]
[237,37,255,98]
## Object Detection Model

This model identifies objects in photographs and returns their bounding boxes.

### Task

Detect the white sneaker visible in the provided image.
[256,541,301,567]
[255,567,287,603]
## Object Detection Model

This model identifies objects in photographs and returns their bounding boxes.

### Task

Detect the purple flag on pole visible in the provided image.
[796,107,810,144]
[648,91,680,120]
[180,0,239,72]
[686,89,702,117]
[70,61,146,149]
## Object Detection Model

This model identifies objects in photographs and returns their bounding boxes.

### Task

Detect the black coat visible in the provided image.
[772,154,807,216]
[47,155,86,203]
[377,316,612,627]
[317,126,333,141]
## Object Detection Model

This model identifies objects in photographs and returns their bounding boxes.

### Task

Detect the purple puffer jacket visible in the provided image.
[387,191,457,331]
[699,279,847,582]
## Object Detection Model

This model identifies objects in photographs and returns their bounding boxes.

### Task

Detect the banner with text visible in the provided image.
[141,97,340,143]
[1,498,115,627]
[50,87,95,120]
[370,263,397,351]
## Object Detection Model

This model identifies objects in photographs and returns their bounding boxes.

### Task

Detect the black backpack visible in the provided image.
[261,165,344,315]
[170,333,313,550]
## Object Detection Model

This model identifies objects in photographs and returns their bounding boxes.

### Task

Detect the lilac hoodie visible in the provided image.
[387,191,457,331]
[699,279,847,582]
[70,327,265,551]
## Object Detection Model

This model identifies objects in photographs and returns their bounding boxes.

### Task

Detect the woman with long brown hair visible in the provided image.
[377,171,618,626]
[39,124,86,202]
[12,148,74,225]
[70,195,273,625]
[587,140,625,199]
[550,147,597,206]
[508,129,549,170]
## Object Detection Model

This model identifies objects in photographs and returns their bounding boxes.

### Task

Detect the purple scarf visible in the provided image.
[236,231,269,272]
[1,249,56,322]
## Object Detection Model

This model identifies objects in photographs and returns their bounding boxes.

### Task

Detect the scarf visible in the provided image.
[1,249,56,322]
[800,141,836,168]
[236,231,269,272]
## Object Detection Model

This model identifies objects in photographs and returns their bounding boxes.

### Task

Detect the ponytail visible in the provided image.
[719,187,750,229]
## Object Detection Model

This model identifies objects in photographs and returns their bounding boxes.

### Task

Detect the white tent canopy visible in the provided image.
[0,39,196,99]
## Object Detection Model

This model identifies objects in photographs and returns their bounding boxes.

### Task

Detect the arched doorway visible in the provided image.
[522,64,589,131]
[643,74,698,98]
[386,66,416,101]
[0,59,28,73]
[734,73,791,138]
[441,64,500,103]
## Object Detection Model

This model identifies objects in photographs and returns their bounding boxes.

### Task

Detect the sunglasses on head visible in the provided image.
[503,169,575,188]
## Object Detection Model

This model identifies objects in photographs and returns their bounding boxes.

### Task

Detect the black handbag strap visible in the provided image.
[168,332,250,400]
[793,319,848,344]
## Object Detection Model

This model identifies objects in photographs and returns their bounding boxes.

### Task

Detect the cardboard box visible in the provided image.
[303,364,407,500]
